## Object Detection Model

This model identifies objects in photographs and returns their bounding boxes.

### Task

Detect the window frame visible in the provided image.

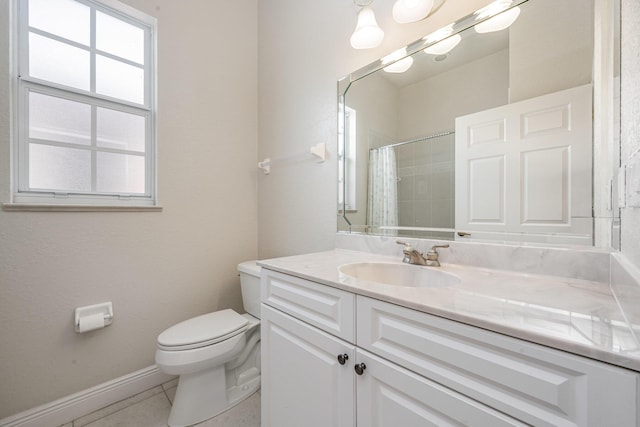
[8,0,159,209]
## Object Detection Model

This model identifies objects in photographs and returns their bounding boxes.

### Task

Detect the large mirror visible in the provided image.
[338,0,620,248]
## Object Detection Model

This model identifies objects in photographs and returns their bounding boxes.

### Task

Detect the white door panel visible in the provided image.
[456,84,592,244]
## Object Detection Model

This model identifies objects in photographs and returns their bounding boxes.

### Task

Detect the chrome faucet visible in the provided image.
[396,241,449,267]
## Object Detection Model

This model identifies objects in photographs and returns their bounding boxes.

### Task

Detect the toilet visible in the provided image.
[155,261,261,427]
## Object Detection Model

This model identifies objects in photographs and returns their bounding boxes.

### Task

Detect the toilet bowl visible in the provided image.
[155,261,261,427]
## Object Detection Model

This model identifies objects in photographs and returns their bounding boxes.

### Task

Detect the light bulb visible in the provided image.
[382,48,413,73]
[350,6,384,49]
[474,2,520,33]
[423,34,461,55]
[474,0,513,20]
[392,0,435,24]
[384,57,414,73]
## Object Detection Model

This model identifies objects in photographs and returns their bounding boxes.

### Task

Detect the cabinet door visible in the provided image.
[356,349,527,427]
[261,304,355,427]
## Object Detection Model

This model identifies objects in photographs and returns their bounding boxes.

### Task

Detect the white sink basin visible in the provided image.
[338,262,461,288]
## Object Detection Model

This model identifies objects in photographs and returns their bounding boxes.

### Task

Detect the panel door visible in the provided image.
[455,84,592,244]
[355,349,527,427]
[261,304,356,427]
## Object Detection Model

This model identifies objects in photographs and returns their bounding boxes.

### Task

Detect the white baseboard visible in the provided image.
[0,365,175,427]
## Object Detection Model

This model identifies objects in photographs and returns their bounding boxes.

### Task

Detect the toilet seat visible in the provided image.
[158,309,249,351]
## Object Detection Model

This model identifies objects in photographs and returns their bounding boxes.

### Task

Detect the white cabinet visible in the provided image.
[261,304,355,427]
[261,268,639,427]
[261,270,357,427]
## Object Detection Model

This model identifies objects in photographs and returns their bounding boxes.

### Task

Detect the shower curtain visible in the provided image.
[367,147,398,230]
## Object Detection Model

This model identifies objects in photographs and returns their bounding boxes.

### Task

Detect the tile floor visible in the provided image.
[58,379,261,427]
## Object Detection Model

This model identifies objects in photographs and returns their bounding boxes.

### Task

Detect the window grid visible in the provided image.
[14,0,156,205]
[21,3,149,107]
[21,83,150,196]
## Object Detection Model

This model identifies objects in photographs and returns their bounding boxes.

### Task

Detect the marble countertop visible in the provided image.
[258,249,640,372]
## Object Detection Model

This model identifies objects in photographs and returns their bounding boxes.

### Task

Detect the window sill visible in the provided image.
[2,203,163,212]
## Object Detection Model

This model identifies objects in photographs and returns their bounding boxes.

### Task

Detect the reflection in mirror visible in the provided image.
[338,0,621,249]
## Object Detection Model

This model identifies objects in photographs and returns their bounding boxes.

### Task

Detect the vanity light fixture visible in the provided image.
[474,0,521,33]
[423,23,461,55]
[350,0,384,49]
[382,47,414,73]
[392,0,435,24]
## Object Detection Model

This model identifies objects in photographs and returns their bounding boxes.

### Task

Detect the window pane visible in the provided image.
[96,11,145,64]
[29,144,91,191]
[29,33,90,90]
[29,92,91,145]
[97,108,146,152]
[97,152,145,194]
[96,55,144,104]
[29,0,90,45]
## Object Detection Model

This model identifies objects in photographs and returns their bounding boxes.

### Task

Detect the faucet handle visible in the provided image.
[430,244,450,251]
[396,240,414,251]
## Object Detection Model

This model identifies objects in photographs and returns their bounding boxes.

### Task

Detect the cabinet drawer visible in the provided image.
[261,269,355,342]
[357,296,638,427]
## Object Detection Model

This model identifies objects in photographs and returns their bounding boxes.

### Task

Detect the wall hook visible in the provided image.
[258,158,271,174]
[310,143,326,162]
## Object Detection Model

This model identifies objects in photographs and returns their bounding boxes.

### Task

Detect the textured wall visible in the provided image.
[257,0,492,259]
[621,0,640,268]
[0,0,258,418]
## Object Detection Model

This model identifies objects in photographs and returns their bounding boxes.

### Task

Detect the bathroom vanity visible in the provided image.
[259,249,640,427]
[259,0,636,424]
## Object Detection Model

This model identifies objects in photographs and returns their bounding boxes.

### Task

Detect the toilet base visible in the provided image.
[166,330,261,427]
[168,366,260,427]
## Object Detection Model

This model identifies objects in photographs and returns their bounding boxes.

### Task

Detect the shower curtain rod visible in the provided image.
[369,130,455,151]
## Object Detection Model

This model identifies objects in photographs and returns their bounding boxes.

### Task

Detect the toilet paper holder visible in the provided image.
[75,302,114,333]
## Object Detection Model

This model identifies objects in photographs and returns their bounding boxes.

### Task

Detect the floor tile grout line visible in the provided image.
[161,386,173,406]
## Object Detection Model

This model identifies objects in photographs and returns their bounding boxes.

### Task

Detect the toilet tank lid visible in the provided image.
[238,260,261,277]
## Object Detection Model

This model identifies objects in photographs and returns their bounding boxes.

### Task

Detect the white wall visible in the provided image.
[0,0,258,418]
[398,49,509,139]
[509,0,593,102]
[257,0,493,259]
[621,0,640,268]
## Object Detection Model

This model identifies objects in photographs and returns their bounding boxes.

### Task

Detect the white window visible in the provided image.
[11,0,157,208]
[338,105,356,211]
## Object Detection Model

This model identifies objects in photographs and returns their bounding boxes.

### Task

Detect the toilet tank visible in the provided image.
[237,261,262,319]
